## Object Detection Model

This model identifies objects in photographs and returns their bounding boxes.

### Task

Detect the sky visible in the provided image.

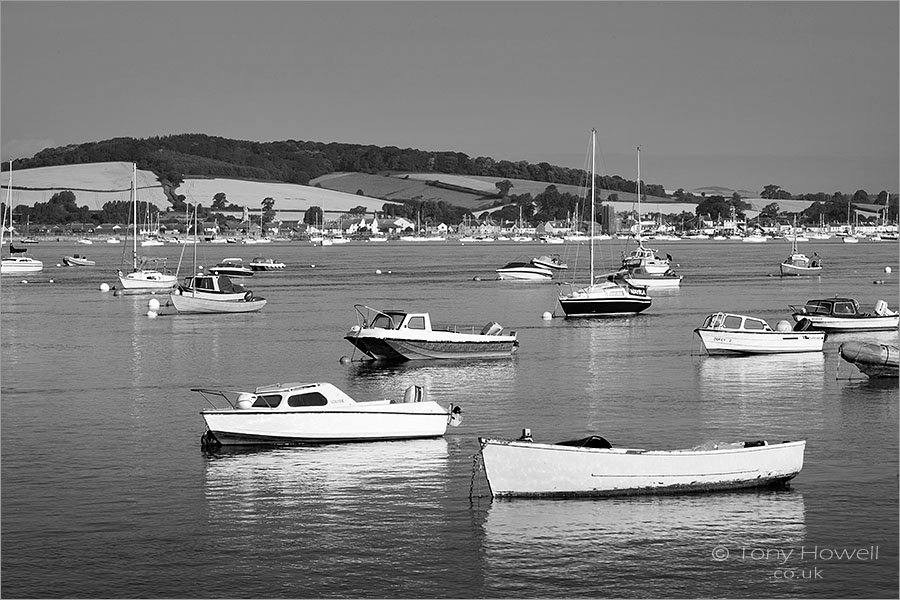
[2,1,898,196]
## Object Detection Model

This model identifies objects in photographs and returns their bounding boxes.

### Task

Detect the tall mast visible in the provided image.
[590,128,596,286]
[636,146,641,241]
[132,163,138,270]
[2,160,11,248]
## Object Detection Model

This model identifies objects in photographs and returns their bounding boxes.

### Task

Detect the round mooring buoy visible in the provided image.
[542,311,553,320]
[100,282,110,292]
[886,266,893,274]
[148,298,161,311]
[339,356,352,364]
[375,269,382,275]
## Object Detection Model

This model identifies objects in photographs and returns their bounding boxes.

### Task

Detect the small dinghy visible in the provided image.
[838,341,899,378]
[477,429,806,498]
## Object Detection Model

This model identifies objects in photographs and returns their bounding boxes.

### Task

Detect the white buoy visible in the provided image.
[885,266,892,274]
[20,280,27,284]
[147,310,158,318]
[99,282,110,292]
[339,356,352,364]
[56,263,62,267]
[542,311,553,320]
[387,270,392,274]
[148,298,161,311]
[375,269,382,275]
[310,264,316,268]
[49,279,54,283]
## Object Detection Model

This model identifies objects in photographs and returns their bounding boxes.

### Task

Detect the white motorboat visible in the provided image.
[531,254,568,271]
[619,266,682,288]
[495,261,553,281]
[345,304,518,361]
[117,164,177,291]
[789,297,899,332]
[208,258,254,278]
[557,131,651,318]
[169,274,266,314]
[694,312,825,355]
[248,256,285,271]
[838,341,899,378]
[62,254,96,267]
[621,241,673,274]
[1,163,44,275]
[477,430,806,498]
[195,382,462,446]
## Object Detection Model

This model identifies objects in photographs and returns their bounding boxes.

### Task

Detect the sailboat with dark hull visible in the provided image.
[557,130,651,318]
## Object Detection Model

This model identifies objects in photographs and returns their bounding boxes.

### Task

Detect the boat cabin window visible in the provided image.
[252,394,282,408]
[722,315,743,329]
[371,314,396,329]
[195,277,215,291]
[287,392,328,407]
[805,302,832,315]
[743,318,767,330]
[405,316,426,330]
[833,301,856,315]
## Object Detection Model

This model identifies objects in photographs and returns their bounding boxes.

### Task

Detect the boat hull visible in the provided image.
[558,296,651,316]
[208,267,254,278]
[118,270,177,290]
[622,274,682,288]
[839,341,900,378]
[345,331,518,360]
[780,263,822,276]
[203,404,449,445]
[63,256,96,266]
[496,267,553,280]
[1,257,44,274]
[790,314,899,332]
[696,328,825,354]
[479,438,806,498]
[169,293,266,314]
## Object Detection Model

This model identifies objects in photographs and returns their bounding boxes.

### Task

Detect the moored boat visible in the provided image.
[345,304,518,361]
[169,273,266,314]
[694,312,825,355]
[117,164,177,291]
[619,265,682,288]
[1,163,44,275]
[195,382,462,446]
[531,254,568,271]
[495,261,553,281]
[248,256,286,271]
[789,297,899,332]
[208,257,254,278]
[63,254,96,267]
[780,220,822,276]
[477,430,806,498]
[838,341,899,378]
[557,131,652,317]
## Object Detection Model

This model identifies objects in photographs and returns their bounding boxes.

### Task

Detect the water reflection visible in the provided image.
[697,353,826,393]
[695,353,827,431]
[480,490,806,597]
[343,358,517,403]
[204,438,449,508]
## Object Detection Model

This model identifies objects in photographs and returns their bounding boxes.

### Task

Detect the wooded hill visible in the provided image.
[4,133,665,205]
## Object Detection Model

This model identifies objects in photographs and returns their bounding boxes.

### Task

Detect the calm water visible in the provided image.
[2,238,898,598]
